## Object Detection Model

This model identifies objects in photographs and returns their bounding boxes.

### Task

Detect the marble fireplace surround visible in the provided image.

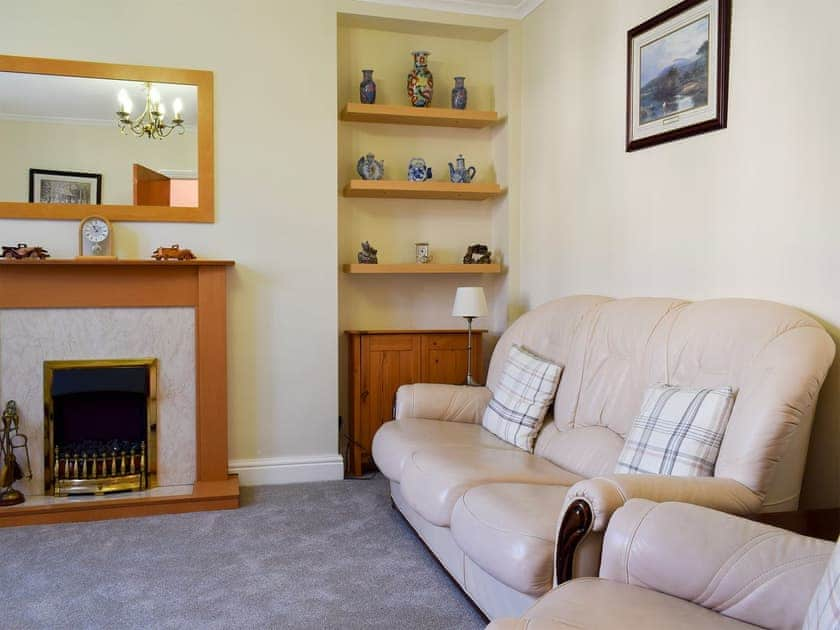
[0,260,238,526]
[0,307,197,497]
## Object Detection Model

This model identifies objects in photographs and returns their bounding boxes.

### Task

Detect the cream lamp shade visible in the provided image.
[452,287,488,318]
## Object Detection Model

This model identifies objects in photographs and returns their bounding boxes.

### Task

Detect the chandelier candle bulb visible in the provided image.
[117,89,131,115]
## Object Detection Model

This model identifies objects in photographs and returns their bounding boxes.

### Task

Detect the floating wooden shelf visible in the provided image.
[343,263,503,275]
[341,103,500,128]
[0,258,234,267]
[343,180,504,201]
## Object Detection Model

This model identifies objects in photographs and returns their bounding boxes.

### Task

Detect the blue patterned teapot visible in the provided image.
[448,154,476,184]
[407,158,432,182]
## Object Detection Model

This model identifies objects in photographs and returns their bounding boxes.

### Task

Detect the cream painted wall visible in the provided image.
[0,0,340,473]
[0,119,196,204]
[520,0,840,507]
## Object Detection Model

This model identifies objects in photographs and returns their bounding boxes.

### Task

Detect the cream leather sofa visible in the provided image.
[371,296,835,619]
[488,499,836,630]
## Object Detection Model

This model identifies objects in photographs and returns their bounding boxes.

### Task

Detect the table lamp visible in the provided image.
[452,287,488,386]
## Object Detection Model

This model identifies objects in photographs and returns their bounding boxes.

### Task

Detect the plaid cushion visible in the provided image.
[615,384,735,476]
[481,345,562,452]
[804,538,840,630]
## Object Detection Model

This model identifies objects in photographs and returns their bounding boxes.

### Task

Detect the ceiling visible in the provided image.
[359,0,544,19]
[0,72,198,126]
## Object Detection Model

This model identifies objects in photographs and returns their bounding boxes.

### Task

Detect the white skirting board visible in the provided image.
[228,455,344,486]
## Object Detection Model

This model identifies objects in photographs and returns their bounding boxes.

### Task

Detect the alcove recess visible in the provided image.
[336,9,518,427]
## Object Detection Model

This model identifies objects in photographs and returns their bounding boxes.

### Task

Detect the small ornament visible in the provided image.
[463,244,492,264]
[415,242,431,264]
[358,241,378,264]
[407,51,433,107]
[451,76,467,109]
[448,154,477,183]
[407,158,432,182]
[359,69,377,104]
[356,153,384,180]
[1,243,50,260]
[151,244,197,261]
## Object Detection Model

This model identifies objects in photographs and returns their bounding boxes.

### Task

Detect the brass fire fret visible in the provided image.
[53,442,146,496]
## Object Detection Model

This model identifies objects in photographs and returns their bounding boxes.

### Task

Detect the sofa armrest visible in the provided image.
[599,499,834,630]
[565,474,763,531]
[394,383,491,424]
[554,474,763,584]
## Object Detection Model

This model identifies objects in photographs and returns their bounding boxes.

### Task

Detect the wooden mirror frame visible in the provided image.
[0,55,214,223]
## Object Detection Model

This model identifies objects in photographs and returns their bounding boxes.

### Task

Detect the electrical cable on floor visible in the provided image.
[340,430,376,480]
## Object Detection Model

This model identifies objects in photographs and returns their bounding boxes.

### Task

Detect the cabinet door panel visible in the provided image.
[421,333,483,385]
[360,335,420,466]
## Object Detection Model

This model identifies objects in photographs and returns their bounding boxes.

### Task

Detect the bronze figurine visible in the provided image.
[463,244,492,264]
[0,400,33,506]
[357,241,378,264]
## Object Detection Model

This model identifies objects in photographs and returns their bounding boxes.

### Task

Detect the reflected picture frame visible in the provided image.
[626,0,731,152]
[29,169,102,205]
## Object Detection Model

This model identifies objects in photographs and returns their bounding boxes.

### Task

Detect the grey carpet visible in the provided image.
[2,476,487,630]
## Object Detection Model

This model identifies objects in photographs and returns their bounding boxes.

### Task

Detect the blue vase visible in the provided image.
[451,76,467,110]
[360,69,376,104]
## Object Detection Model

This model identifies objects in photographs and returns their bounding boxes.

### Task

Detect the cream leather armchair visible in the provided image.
[491,499,837,630]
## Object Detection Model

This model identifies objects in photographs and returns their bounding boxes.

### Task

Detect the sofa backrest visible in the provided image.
[487,296,835,509]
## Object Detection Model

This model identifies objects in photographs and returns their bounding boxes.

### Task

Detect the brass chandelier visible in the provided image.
[116,82,185,140]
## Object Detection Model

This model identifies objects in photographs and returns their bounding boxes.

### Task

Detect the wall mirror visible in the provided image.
[0,55,213,222]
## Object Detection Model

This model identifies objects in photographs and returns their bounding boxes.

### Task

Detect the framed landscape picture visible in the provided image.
[626,0,731,152]
[29,169,102,204]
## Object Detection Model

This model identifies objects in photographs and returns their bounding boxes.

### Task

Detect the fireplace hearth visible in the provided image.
[44,359,157,496]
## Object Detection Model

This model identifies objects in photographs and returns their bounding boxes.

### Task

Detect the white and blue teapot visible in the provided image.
[448,154,476,184]
[407,157,432,182]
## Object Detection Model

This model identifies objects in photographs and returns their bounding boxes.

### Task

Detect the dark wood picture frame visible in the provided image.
[29,168,103,205]
[626,0,731,152]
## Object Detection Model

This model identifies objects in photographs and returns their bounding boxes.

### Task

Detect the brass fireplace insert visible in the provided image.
[43,358,158,496]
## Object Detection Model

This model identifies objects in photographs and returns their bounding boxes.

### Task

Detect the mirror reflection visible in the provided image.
[0,72,198,208]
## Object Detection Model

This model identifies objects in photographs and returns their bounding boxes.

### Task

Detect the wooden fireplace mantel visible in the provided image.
[0,259,239,527]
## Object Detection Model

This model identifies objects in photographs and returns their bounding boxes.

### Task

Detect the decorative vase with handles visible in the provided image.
[357,153,384,180]
[451,76,467,110]
[359,69,376,104]
[407,51,433,108]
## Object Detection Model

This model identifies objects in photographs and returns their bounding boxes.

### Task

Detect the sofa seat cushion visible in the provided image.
[401,446,583,527]
[371,419,518,482]
[500,578,759,630]
[451,483,570,597]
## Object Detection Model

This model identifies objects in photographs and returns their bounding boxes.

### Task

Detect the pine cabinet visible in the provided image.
[345,330,484,476]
